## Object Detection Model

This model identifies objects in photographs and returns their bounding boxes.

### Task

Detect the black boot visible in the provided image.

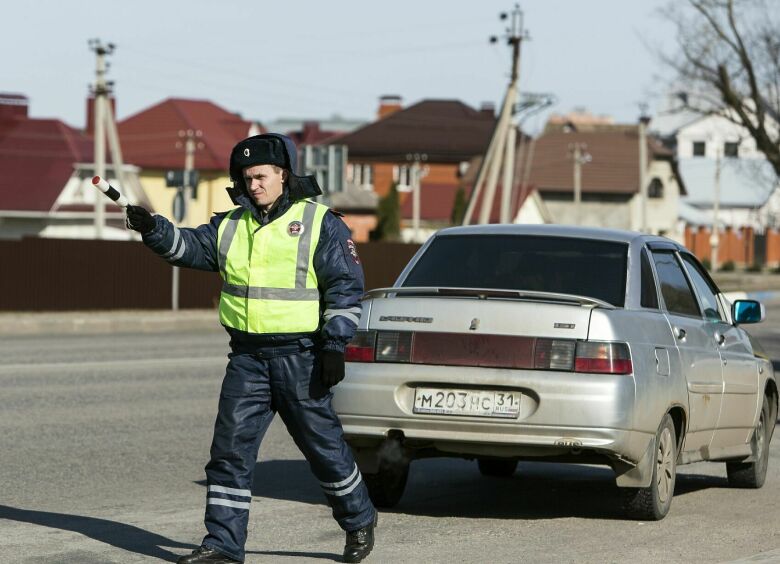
[343,513,378,563]
[177,546,241,564]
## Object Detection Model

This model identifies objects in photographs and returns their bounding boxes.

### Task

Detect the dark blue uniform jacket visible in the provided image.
[141,183,364,354]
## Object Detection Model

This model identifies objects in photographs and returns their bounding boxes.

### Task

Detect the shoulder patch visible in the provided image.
[345,238,360,264]
[328,208,345,218]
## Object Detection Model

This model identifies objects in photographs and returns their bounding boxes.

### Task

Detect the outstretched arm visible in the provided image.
[127,205,225,272]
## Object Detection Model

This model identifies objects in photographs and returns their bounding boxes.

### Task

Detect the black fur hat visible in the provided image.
[228,133,322,201]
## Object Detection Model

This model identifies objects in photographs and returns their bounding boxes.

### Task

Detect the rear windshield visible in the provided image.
[402,234,628,306]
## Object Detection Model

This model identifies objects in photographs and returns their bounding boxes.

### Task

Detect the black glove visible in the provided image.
[320,350,345,387]
[126,205,156,234]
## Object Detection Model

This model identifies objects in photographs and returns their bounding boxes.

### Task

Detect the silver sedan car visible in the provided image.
[333,224,777,520]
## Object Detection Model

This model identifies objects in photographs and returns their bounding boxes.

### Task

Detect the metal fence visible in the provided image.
[0,238,421,311]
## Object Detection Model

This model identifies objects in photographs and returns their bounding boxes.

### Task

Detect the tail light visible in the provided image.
[346,330,632,375]
[345,330,377,362]
[376,331,413,362]
[534,339,576,370]
[574,341,632,374]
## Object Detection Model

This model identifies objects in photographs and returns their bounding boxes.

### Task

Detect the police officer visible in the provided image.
[126,133,377,564]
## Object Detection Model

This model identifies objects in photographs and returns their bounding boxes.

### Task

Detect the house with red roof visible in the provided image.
[117,98,260,227]
[0,93,147,240]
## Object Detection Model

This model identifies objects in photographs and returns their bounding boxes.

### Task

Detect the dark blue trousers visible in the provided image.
[201,347,375,562]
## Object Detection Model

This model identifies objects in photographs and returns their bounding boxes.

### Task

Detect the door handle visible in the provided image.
[715,332,725,345]
[674,327,686,340]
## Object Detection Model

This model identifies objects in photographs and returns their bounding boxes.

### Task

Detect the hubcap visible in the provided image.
[656,427,674,504]
[756,409,766,461]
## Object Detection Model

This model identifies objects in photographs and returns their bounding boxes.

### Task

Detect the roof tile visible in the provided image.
[118,98,256,171]
[0,117,91,211]
[334,99,495,163]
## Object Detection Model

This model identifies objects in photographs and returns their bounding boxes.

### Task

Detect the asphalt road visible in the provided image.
[1,313,779,564]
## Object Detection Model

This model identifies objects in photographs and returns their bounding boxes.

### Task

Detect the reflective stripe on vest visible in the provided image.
[216,200,328,334]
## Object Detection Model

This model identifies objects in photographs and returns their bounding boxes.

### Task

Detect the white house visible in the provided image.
[651,100,780,232]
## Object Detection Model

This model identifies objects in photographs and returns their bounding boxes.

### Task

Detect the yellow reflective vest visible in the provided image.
[216,199,328,334]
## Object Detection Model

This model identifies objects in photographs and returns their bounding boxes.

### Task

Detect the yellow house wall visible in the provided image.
[140,171,236,228]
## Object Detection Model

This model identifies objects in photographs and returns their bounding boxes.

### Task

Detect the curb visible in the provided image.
[0,309,220,336]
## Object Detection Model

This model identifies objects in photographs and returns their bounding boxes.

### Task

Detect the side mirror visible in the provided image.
[732,299,765,324]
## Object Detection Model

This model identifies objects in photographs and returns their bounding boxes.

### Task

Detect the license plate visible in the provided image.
[413,387,521,419]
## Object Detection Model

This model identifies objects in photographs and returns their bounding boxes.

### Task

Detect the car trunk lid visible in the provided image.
[365,287,600,341]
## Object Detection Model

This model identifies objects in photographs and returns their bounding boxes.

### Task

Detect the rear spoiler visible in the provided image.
[363,286,615,309]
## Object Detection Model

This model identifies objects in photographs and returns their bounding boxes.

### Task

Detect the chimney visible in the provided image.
[378,95,402,119]
[479,101,495,118]
[0,93,29,120]
[86,94,116,134]
[301,120,321,143]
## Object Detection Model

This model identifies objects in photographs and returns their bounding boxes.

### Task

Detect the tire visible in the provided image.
[364,461,409,508]
[727,395,770,489]
[477,458,518,477]
[623,413,677,520]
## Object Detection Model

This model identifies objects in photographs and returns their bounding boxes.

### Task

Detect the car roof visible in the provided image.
[436,223,684,249]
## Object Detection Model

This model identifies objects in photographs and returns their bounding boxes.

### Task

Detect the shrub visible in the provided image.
[372,182,401,241]
[719,260,736,272]
[451,186,467,226]
[701,258,712,271]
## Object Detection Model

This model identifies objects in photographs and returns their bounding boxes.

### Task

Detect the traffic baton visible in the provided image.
[91,176,130,208]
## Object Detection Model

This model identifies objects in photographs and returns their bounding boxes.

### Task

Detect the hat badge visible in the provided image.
[243,148,250,157]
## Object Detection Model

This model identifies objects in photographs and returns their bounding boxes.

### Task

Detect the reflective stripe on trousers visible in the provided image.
[201,349,376,562]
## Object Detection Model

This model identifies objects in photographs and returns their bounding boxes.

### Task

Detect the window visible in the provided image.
[403,235,629,307]
[349,163,373,189]
[651,251,700,317]
[362,165,373,188]
[680,253,724,322]
[640,248,659,309]
[692,141,706,157]
[393,165,412,188]
[724,141,739,158]
[648,177,664,199]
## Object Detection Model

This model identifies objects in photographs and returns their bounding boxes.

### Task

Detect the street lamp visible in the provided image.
[406,153,428,242]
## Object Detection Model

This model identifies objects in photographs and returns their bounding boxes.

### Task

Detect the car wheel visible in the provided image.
[477,458,518,477]
[364,461,409,508]
[623,413,677,520]
[726,395,770,489]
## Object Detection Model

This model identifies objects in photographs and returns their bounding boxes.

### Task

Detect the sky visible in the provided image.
[3,0,679,135]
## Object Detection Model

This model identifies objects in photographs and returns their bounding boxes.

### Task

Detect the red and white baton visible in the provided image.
[91,176,130,208]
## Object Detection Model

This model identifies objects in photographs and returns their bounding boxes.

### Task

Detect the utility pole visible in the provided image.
[498,6,522,224]
[171,129,202,311]
[407,153,428,242]
[711,146,722,271]
[500,118,517,223]
[89,39,113,239]
[177,129,203,226]
[89,39,127,240]
[570,142,591,225]
[638,107,651,233]
[464,4,528,225]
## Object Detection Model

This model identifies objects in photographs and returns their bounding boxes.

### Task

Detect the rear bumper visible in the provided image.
[340,414,652,462]
[333,363,653,463]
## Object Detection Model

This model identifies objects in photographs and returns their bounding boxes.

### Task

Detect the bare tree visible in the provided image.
[661,0,780,176]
